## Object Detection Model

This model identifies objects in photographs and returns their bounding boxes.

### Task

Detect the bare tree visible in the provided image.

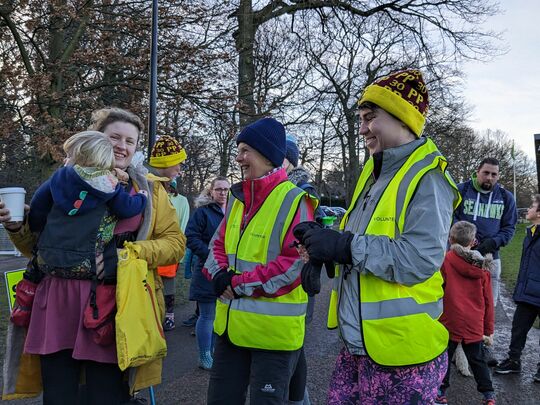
[230,0,500,127]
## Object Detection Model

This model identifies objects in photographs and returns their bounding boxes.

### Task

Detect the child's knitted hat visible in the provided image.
[358,69,429,136]
[149,135,187,168]
[236,117,286,167]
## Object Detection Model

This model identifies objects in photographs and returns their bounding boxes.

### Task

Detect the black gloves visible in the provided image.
[300,262,323,297]
[475,238,497,255]
[293,221,354,296]
[212,269,235,296]
[295,223,354,265]
[293,221,337,275]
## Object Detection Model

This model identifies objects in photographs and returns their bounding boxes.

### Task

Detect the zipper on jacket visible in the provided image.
[336,264,351,353]
[227,180,264,330]
[362,181,374,212]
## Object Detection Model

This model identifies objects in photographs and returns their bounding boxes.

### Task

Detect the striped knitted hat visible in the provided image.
[149,135,187,168]
[358,69,429,136]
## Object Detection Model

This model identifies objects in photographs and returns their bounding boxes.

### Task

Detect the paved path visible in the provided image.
[1,258,539,404]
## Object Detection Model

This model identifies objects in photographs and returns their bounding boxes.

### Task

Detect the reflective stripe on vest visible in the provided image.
[329,137,461,366]
[214,181,313,351]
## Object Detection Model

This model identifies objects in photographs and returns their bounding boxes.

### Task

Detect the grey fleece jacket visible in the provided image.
[337,137,459,355]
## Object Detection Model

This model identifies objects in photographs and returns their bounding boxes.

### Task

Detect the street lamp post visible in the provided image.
[148,0,159,158]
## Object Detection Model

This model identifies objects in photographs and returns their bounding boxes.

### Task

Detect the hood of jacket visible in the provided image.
[50,166,117,215]
[194,193,215,208]
[288,166,311,187]
[448,244,494,278]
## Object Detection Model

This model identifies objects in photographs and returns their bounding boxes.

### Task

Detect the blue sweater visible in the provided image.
[453,179,517,259]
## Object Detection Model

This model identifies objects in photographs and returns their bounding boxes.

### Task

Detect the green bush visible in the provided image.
[500,223,527,292]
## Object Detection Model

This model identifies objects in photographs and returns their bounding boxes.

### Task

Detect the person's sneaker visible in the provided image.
[199,350,213,371]
[486,356,498,367]
[533,366,540,382]
[434,390,447,405]
[182,313,198,327]
[163,316,175,331]
[482,391,496,404]
[494,358,521,374]
[122,394,148,404]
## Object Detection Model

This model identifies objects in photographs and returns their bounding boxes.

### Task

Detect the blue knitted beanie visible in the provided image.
[285,134,299,167]
[236,117,286,167]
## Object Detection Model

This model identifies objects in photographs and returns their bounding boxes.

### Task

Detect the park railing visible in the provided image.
[0,225,20,256]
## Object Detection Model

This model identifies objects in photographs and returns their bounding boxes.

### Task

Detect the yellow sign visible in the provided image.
[4,269,25,311]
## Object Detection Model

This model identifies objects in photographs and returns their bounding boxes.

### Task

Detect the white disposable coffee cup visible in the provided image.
[0,187,26,222]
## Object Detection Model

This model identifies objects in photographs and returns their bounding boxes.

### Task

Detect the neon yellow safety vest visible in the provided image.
[214,181,315,351]
[328,138,461,366]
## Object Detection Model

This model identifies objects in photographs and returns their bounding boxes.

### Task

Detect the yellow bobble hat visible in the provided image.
[149,135,187,168]
[358,69,429,137]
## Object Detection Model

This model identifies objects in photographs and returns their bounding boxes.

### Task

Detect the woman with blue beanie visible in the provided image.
[204,117,317,404]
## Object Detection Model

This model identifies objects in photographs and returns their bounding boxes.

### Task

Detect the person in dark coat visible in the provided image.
[495,194,540,383]
[185,176,230,370]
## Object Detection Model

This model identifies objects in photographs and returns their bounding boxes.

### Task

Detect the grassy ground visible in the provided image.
[499,222,539,328]
[499,222,527,292]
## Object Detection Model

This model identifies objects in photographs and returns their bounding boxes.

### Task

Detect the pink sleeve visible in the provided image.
[231,197,315,297]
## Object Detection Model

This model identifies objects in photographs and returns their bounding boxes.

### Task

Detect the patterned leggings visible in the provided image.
[328,348,447,404]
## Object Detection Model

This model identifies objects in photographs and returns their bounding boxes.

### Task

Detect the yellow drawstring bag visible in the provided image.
[115,245,167,371]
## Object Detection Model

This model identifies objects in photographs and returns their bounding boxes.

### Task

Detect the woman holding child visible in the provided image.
[1,107,185,404]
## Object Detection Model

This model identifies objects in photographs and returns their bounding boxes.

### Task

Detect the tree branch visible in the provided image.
[0,9,35,75]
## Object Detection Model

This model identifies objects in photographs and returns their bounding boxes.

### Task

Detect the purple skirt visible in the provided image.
[24,276,117,364]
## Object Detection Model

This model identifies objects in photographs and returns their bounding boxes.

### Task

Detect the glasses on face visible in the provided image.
[213,188,229,194]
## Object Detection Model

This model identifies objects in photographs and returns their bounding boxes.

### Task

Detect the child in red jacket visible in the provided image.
[436,220,496,405]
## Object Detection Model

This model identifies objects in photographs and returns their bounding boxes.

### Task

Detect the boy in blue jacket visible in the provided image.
[495,194,540,382]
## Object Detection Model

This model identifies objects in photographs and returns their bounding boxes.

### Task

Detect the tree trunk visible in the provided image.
[48,1,65,120]
[235,0,257,127]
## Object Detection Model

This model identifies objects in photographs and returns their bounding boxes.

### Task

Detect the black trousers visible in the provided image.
[207,335,301,405]
[288,347,307,401]
[40,349,126,405]
[508,302,540,360]
[441,340,493,394]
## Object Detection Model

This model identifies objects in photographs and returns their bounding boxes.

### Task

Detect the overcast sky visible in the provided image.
[462,0,539,160]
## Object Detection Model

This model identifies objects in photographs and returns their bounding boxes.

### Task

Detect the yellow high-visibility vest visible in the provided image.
[328,138,461,366]
[214,181,315,351]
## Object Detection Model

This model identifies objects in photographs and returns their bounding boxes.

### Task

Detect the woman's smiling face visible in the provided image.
[235,142,274,180]
[358,106,411,155]
[103,121,139,169]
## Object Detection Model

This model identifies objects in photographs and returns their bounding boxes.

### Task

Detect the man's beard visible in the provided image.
[480,182,493,191]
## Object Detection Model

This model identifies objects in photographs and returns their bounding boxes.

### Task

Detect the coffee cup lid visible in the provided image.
[0,187,26,194]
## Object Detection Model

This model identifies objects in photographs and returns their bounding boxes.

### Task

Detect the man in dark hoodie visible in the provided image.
[454,157,517,306]
[453,157,517,367]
